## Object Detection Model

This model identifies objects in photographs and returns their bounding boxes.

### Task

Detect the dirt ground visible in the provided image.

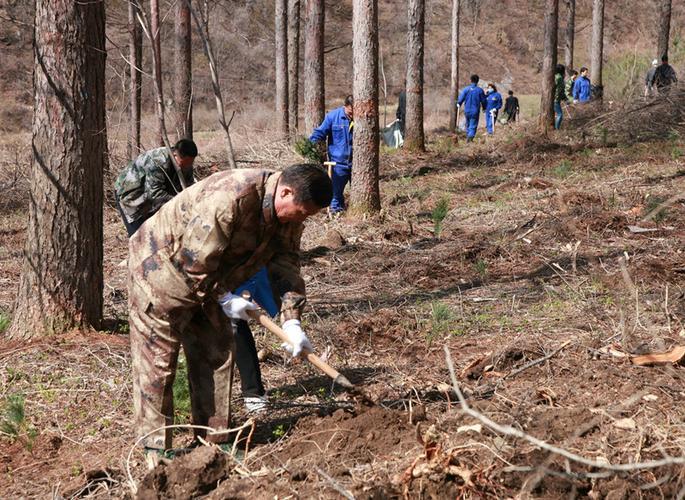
[2,116,685,498]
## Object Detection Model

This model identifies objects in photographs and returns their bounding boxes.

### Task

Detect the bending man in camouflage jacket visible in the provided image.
[115,139,197,236]
[128,164,332,450]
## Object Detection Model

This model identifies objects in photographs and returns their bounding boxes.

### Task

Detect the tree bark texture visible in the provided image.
[287,0,300,135]
[351,0,380,214]
[539,0,558,133]
[564,0,575,72]
[150,0,165,146]
[590,0,604,91]
[448,0,460,132]
[405,0,425,151]
[10,0,107,339]
[175,0,193,140]
[275,0,289,138]
[303,0,324,134]
[128,1,142,159]
[657,0,671,59]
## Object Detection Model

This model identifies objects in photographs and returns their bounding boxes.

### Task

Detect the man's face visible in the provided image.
[174,152,195,170]
[274,185,323,223]
[581,70,588,77]
[344,104,353,120]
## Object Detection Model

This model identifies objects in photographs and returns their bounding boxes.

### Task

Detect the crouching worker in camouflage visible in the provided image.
[128,164,332,453]
[115,139,198,236]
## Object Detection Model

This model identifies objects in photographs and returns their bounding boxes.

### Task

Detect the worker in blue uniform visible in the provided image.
[457,74,487,142]
[309,95,354,213]
[572,67,592,103]
[484,83,503,135]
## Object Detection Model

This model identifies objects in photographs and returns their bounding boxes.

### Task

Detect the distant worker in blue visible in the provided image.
[572,67,592,103]
[309,95,354,213]
[457,74,487,142]
[484,83,503,135]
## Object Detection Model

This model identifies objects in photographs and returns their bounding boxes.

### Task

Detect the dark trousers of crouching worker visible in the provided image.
[129,279,235,450]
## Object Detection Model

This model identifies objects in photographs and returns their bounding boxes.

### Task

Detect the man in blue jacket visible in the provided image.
[484,83,503,135]
[309,95,354,213]
[457,75,487,142]
[572,67,592,103]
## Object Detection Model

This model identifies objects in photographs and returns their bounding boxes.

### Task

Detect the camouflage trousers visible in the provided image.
[129,279,235,450]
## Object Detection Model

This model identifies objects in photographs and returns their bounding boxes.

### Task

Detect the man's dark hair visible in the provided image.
[344,95,354,107]
[508,90,514,96]
[570,69,579,77]
[470,74,479,83]
[662,53,669,62]
[174,138,198,158]
[281,164,333,208]
[489,83,498,92]
[580,66,588,74]
[555,64,565,75]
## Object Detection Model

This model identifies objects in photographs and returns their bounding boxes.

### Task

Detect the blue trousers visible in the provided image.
[485,110,498,135]
[554,102,563,129]
[465,113,479,139]
[330,164,351,213]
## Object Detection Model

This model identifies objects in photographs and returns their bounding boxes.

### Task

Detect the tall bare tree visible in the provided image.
[275,0,289,138]
[657,0,672,59]
[405,0,425,151]
[128,1,143,159]
[448,0,460,132]
[151,0,164,145]
[564,0,575,71]
[351,0,380,214]
[539,0,558,133]
[287,0,300,135]
[590,0,604,98]
[175,0,193,140]
[303,0,324,133]
[9,0,107,339]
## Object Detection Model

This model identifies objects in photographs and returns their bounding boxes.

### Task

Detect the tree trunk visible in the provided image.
[564,0,575,72]
[405,0,425,151]
[303,0,325,134]
[287,0,300,135]
[151,0,164,145]
[175,0,193,140]
[590,0,604,95]
[657,0,671,59]
[539,0,558,133]
[275,0,289,138]
[448,0,460,132]
[350,0,380,215]
[9,0,107,339]
[128,1,142,159]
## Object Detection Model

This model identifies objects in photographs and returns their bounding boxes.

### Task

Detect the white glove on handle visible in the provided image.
[219,292,258,321]
[281,319,313,358]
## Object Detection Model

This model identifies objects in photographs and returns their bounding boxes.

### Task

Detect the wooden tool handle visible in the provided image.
[246,309,343,382]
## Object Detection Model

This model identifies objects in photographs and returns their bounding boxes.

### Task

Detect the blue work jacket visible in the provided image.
[573,76,591,102]
[457,84,487,115]
[485,91,503,112]
[309,107,353,167]
[234,267,279,318]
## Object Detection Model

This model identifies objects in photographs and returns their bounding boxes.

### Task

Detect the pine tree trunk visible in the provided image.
[405,0,425,151]
[275,0,289,138]
[303,0,325,134]
[128,1,142,159]
[657,0,671,59]
[539,0,558,133]
[151,0,164,145]
[350,0,380,215]
[590,0,604,94]
[564,0,575,72]
[448,0,460,132]
[9,0,107,339]
[287,0,300,135]
[175,0,193,140]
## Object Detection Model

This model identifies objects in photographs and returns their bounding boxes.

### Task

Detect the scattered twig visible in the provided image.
[504,340,571,379]
[315,466,355,500]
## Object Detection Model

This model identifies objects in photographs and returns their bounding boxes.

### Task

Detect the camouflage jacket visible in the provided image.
[114,147,195,223]
[128,169,306,321]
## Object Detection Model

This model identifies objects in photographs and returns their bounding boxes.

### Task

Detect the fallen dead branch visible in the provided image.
[444,345,685,473]
[504,340,572,379]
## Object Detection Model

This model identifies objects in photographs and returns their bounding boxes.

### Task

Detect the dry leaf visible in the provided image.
[631,345,685,366]
[613,418,636,430]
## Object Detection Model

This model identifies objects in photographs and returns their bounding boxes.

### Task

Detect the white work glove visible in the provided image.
[218,292,258,321]
[281,319,313,358]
